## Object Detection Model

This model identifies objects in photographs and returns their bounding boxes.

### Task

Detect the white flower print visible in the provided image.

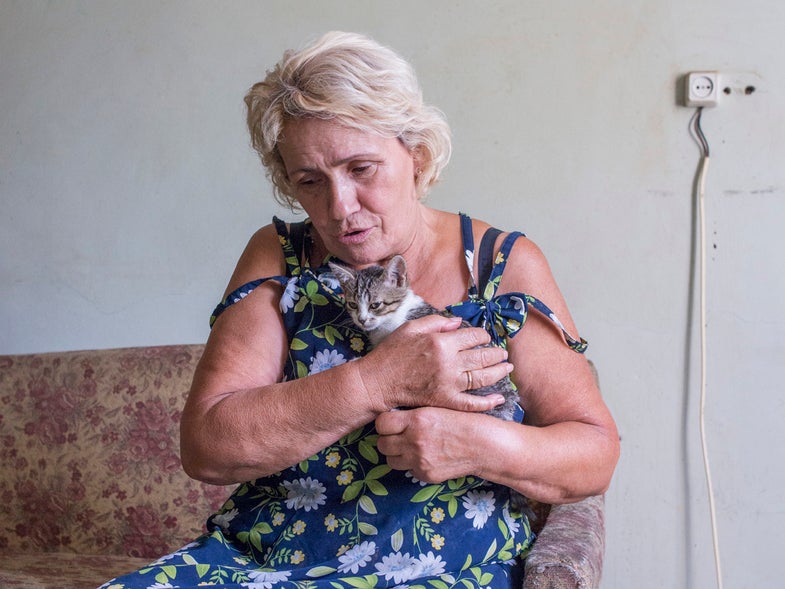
[280,276,301,313]
[337,540,377,574]
[375,551,419,584]
[548,311,567,332]
[462,489,496,529]
[242,569,292,588]
[211,508,239,531]
[464,249,475,272]
[415,551,446,577]
[308,349,347,375]
[282,477,327,511]
[464,249,477,289]
[502,505,520,534]
[231,291,249,304]
[319,273,340,290]
[404,470,429,486]
[145,584,174,589]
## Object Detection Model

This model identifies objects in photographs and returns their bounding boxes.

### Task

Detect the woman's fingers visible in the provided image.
[363,315,514,411]
[460,361,514,392]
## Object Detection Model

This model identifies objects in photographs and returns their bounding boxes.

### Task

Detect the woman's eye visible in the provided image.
[352,163,376,177]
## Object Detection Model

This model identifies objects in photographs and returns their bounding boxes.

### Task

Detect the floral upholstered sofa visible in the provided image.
[0,344,605,589]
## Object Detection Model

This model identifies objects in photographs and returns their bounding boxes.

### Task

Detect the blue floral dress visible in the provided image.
[101,214,586,589]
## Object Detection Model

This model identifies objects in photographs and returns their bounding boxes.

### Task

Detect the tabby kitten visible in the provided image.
[328,255,520,421]
[329,255,533,518]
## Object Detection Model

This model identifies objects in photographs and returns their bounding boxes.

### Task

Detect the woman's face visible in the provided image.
[278,118,422,267]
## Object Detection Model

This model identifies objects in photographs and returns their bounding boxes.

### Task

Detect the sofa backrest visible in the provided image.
[0,344,234,558]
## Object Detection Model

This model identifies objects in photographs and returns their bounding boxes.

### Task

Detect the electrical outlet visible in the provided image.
[685,71,719,107]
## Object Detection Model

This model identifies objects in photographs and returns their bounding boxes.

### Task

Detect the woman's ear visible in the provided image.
[411,145,425,178]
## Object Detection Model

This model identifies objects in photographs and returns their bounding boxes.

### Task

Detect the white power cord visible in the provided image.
[691,107,723,589]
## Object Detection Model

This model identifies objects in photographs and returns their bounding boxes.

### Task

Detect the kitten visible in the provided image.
[328,254,520,422]
[329,255,533,518]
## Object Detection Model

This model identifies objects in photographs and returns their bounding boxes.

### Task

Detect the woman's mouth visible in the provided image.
[338,228,372,245]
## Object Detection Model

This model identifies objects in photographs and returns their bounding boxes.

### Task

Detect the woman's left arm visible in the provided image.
[375,236,620,504]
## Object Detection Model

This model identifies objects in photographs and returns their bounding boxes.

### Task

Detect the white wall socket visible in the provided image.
[685,71,719,107]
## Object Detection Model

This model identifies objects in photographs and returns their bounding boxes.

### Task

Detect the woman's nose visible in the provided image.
[328,176,361,219]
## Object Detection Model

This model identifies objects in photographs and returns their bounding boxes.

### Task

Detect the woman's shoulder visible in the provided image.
[222,223,288,297]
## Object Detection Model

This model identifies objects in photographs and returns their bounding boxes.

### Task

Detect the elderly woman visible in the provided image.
[102,31,618,589]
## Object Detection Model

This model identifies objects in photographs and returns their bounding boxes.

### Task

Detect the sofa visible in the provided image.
[0,344,605,588]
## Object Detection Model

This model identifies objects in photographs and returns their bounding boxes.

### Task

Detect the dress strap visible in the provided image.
[480,230,524,301]
[478,227,502,297]
[449,215,586,352]
[458,212,479,296]
[209,217,301,328]
[273,216,306,277]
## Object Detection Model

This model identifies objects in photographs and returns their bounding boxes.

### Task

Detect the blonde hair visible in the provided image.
[245,31,452,209]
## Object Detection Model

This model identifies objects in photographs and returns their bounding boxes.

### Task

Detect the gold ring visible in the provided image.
[466,370,473,390]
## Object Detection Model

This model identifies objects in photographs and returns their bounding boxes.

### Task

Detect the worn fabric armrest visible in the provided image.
[523,494,605,589]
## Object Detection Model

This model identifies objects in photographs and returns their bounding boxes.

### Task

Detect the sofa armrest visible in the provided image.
[523,494,605,589]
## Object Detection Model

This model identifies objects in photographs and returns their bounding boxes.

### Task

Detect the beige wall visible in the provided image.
[2,1,784,587]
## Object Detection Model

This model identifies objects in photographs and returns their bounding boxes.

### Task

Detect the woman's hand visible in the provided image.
[357,314,513,414]
[375,407,488,483]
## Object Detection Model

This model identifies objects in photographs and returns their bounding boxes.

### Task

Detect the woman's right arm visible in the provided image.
[181,224,380,484]
[180,225,510,485]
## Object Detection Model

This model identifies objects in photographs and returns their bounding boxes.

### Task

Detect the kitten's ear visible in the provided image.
[386,255,409,288]
[329,262,356,285]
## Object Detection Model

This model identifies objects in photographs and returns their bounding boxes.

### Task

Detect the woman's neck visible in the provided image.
[400,209,470,308]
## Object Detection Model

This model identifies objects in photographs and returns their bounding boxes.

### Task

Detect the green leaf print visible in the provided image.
[447,496,458,517]
[482,539,498,563]
[391,528,404,551]
[341,574,379,588]
[411,484,442,503]
[358,439,379,464]
[249,529,264,553]
[447,476,466,490]
[210,568,229,584]
[461,553,473,571]
[340,427,364,446]
[358,494,377,514]
[254,521,274,535]
[357,521,378,536]
[305,566,337,577]
[365,464,390,480]
[305,280,328,305]
[365,479,388,496]
[291,338,308,350]
[342,480,363,502]
[294,295,310,313]
[324,324,343,344]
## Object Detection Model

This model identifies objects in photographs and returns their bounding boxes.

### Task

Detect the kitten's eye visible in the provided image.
[346,302,358,310]
[369,302,382,310]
